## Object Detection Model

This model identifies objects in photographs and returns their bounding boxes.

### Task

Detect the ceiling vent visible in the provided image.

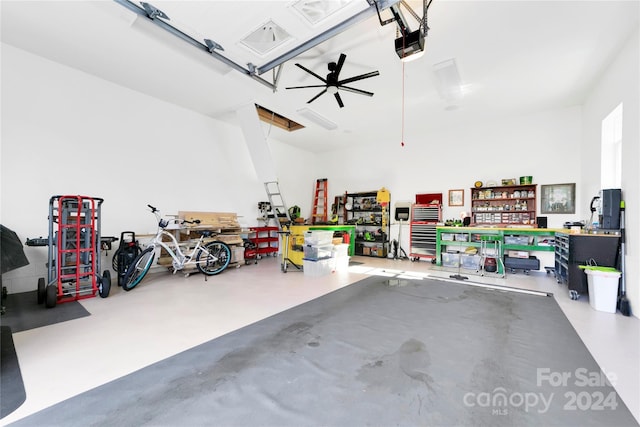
[433,58,464,101]
[240,20,292,55]
[292,0,350,25]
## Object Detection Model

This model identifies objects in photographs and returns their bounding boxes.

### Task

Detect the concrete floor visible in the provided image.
[2,255,638,425]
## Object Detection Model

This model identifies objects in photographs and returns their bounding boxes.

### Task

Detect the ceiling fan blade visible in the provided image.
[335,92,345,108]
[295,63,327,83]
[339,85,374,97]
[334,53,346,78]
[307,88,328,104]
[286,84,330,90]
[338,70,380,85]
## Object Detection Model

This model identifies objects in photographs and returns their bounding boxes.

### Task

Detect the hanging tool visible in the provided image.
[619,200,630,316]
[376,187,390,229]
[376,187,391,258]
[449,252,468,281]
[589,195,601,230]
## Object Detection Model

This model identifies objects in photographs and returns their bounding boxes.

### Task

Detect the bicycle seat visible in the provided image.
[201,231,213,237]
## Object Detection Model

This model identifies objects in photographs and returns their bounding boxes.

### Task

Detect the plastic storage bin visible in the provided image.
[461,254,481,270]
[442,252,460,268]
[303,244,333,260]
[504,235,531,245]
[332,256,350,272]
[304,230,334,246]
[584,267,621,313]
[303,258,333,277]
[332,243,349,258]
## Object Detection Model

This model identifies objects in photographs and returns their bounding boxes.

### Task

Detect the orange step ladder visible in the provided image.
[311,178,328,225]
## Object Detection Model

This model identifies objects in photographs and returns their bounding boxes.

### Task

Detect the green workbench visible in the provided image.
[436,226,560,274]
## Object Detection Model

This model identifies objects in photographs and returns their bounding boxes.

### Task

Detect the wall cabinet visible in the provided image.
[344,191,390,257]
[471,184,537,226]
[409,203,441,261]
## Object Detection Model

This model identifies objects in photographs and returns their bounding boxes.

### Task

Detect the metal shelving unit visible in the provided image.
[344,191,390,258]
[249,226,279,258]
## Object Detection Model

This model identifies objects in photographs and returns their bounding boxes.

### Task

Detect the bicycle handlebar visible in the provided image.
[148,205,202,228]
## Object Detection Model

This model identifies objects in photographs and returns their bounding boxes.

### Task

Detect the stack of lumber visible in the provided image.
[157,211,245,268]
[177,211,243,246]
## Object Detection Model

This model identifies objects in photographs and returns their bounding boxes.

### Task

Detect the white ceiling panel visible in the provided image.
[1,0,638,153]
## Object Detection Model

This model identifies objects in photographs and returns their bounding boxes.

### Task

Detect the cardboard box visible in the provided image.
[508,250,529,259]
[231,245,245,264]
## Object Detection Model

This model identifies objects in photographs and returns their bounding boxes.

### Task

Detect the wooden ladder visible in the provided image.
[311,178,328,225]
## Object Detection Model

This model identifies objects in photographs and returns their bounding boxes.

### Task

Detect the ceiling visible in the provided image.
[2,1,638,153]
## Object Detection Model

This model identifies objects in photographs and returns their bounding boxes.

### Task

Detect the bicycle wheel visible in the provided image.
[122,247,155,291]
[196,241,231,275]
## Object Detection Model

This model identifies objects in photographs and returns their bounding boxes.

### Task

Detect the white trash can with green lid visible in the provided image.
[581,266,621,313]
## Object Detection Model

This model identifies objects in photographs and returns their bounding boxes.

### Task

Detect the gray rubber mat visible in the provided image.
[1,290,90,420]
[1,326,26,419]
[0,290,90,333]
[10,277,638,426]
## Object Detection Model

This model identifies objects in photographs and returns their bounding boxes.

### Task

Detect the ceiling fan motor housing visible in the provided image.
[285,53,379,107]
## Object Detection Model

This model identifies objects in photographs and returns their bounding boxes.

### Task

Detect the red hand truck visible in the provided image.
[36,195,111,308]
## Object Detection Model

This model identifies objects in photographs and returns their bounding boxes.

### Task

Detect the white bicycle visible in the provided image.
[121,205,231,291]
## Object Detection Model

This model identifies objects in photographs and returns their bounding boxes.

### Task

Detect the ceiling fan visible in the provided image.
[285,53,380,108]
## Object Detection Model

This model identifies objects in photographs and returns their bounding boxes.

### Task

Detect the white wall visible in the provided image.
[0,44,317,293]
[316,106,584,266]
[268,133,319,218]
[319,107,584,223]
[3,24,638,316]
[582,28,639,317]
